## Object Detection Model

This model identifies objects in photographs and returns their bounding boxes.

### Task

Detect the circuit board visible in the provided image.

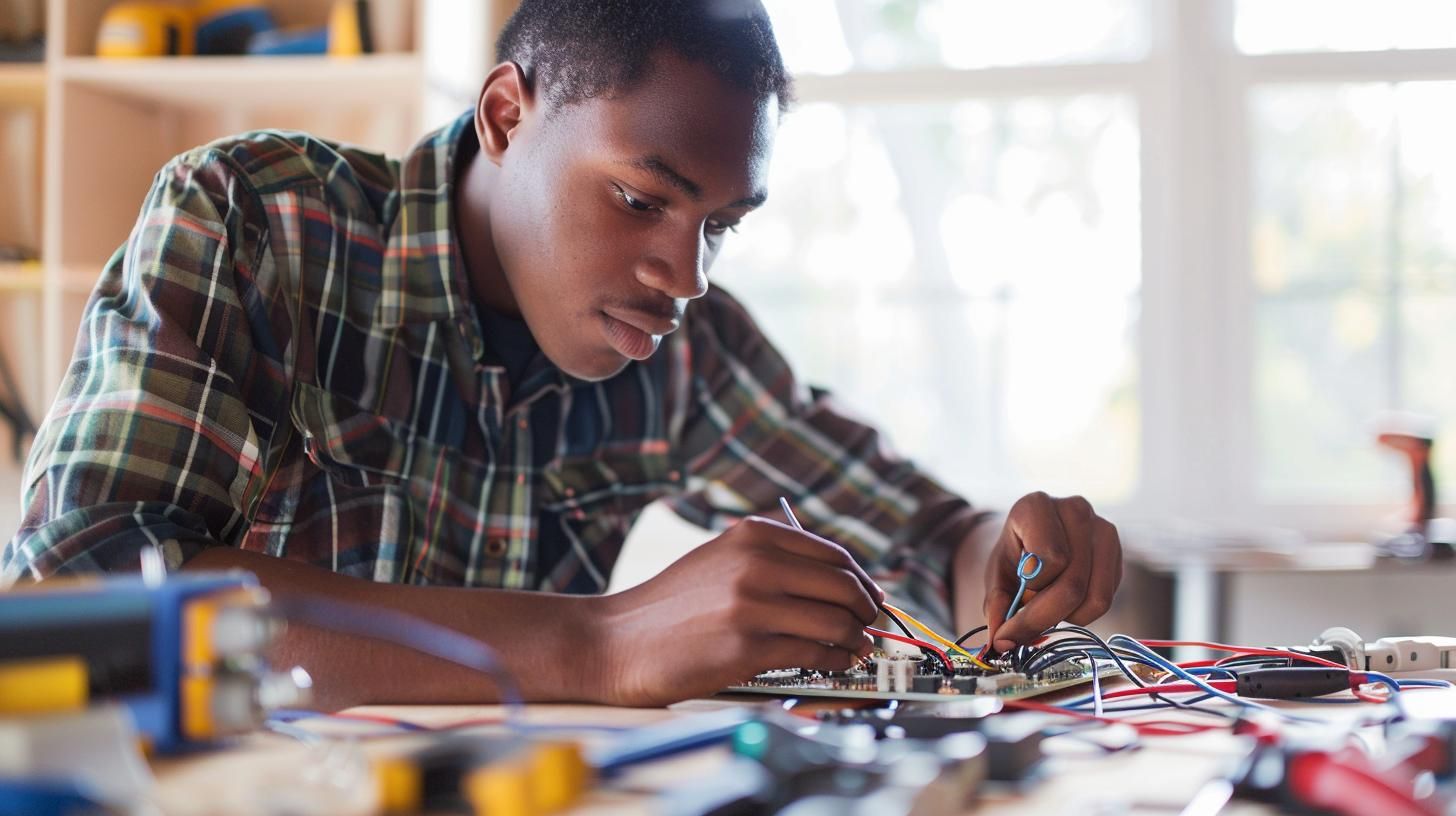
[725,654,1117,703]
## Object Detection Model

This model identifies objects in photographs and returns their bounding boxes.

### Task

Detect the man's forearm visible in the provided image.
[184,548,606,710]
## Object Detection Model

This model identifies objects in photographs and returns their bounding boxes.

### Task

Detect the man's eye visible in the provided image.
[705,219,740,237]
[613,185,657,213]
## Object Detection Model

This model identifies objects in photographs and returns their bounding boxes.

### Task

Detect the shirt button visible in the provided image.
[517,418,528,430]
[515,473,526,485]
[485,538,508,558]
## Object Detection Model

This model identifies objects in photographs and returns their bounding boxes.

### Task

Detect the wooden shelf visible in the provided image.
[0,63,46,106]
[58,54,423,108]
[0,262,100,294]
[0,262,43,292]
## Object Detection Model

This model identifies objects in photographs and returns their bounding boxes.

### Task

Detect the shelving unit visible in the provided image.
[59,53,425,105]
[0,0,521,540]
[0,64,45,106]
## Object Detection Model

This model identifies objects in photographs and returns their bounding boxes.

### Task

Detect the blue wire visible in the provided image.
[1356,670,1408,716]
[1057,662,1242,710]
[1396,679,1454,688]
[1361,671,1403,694]
[268,708,430,730]
[1106,635,1320,719]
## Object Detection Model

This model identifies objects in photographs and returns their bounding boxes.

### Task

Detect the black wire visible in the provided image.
[878,604,917,641]
[954,625,987,647]
[1025,641,1152,687]
[1216,655,1291,670]
[1024,625,1148,687]
[1020,628,1250,721]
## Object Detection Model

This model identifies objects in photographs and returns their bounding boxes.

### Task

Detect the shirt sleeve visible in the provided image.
[2,151,290,582]
[663,286,995,630]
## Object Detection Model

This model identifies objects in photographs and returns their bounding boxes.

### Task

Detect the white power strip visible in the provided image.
[1314,627,1456,672]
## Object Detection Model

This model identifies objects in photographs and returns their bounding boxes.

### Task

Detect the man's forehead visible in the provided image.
[583,87,775,201]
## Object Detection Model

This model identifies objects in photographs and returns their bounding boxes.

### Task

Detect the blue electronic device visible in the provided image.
[0,571,298,753]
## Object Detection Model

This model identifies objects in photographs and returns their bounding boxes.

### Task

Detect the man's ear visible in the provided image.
[476,62,532,166]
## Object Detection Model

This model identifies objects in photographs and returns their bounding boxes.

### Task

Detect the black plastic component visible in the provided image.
[407,736,521,813]
[1235,667,1350,700]
[1282,646,1348,666]
[0,604,155,698]
[912,674,940,694]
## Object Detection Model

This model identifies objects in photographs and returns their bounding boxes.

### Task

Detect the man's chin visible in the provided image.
[552,348,635,383]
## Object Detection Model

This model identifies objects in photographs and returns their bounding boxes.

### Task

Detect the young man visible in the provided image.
[2,1,1122,708]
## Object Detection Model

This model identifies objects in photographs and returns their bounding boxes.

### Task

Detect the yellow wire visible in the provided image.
[881,603,996,671]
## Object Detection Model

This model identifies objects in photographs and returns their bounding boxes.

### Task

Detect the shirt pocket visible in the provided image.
[290,381,415,486]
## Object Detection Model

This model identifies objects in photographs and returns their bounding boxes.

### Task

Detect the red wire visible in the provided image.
[1139,639,1346,669]
[864,626,955,674]
[1102,680,1238,701]
[327,711,430,729]
[1003,698,1225,737]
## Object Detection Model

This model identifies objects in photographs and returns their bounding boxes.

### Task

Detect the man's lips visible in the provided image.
[602,306,680,337]
[601,312,660,361]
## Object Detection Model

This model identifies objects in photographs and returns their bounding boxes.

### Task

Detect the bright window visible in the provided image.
[713,1,1456,529]
[722,3,1147,508]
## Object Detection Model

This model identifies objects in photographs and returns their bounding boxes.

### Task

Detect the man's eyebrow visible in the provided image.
[729,191,768,209]
[622,155,768,210]
[626,156,703,201]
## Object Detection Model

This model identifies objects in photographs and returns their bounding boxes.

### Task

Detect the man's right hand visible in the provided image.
[593,516,884,706]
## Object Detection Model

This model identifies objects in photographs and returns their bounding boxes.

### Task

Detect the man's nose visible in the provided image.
[634,233,709,300]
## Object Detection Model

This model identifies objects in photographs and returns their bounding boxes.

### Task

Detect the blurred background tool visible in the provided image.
[95,1,195,57]
[194,0,275,55]
[372,734,590,815]
[1376,413,1452,560]
[0,570,309,753]
[93,0,381,57]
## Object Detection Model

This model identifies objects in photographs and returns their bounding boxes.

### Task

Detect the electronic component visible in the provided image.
[0,571,306,752]
[1226,725,1453,816]
[1233,667,1351,700]
[1309,627,1456,672]
[816,706,1049,784]
[374,735,590,815]
[723,712,988,816]
[726,653,1114,703]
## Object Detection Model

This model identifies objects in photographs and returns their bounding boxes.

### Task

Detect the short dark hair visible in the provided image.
[496,0,792,112]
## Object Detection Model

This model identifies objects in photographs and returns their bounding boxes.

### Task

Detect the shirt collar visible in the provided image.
[376,110,477,332]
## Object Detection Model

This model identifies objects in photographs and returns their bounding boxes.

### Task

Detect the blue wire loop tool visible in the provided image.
[1005,551,1043,621]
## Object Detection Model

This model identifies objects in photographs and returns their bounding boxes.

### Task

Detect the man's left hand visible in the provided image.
[982,492,1122,652]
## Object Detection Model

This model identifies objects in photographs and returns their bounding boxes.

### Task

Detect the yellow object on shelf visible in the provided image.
[327,0,372,56]
[96,2,196,58]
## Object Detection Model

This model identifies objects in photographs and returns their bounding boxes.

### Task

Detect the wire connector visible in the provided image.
[1234,667,1351,700]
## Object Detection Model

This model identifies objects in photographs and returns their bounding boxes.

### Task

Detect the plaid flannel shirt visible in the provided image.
[2,112,988,627]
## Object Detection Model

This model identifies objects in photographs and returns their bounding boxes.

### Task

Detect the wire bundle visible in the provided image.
[1013,629,1452,723]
